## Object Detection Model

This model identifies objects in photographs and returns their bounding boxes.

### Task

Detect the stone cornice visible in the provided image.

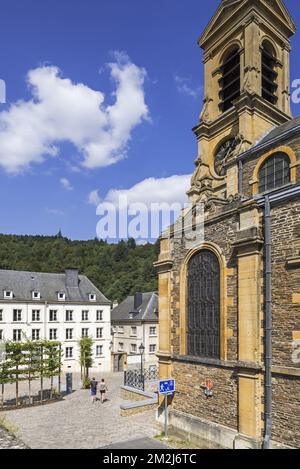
[286,256,300,269]
[153,258,173,273]
[172,354,263,372]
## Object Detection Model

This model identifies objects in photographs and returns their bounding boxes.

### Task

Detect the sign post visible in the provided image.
[159,379,175,440]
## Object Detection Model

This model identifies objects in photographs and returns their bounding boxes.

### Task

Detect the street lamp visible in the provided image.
[139,343,145,390]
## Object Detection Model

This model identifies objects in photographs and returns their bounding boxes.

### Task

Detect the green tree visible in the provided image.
[79,337,94,386]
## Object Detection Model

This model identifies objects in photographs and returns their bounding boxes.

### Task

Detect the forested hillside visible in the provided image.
[0,234,159,302]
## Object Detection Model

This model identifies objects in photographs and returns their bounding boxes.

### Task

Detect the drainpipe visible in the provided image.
[263,195,272,449]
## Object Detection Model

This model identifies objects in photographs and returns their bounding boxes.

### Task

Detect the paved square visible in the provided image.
[2,373,161,449]
[100,438,169,449]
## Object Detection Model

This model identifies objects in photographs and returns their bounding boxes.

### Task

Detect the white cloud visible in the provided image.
[103,174,191,207]
[174,75,201,99]
[94,174,192,242]
[60,177,73,191]
[88,189,102,206]
[0,53,149,173]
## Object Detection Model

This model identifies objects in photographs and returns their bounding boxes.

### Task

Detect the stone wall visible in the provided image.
[272,374,300,448]
[271,199,300,367]
[171,360,238,431]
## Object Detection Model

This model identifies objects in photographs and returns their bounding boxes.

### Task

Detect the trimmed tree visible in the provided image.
[79,337,94,388]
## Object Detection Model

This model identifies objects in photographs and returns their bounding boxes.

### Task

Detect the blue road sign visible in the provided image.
[159,379,175,395]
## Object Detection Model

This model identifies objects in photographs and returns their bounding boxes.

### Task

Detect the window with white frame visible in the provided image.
[66,310,73,322]
[149,344,157,353]
[96,328,103,339]
[118,326,124,334]
[0,330,3,341]
[0,310,3,322]
[4,291,13,299]
[49,329,57,340]
[49,310,58,322]
[149,326,156,336]
[13,309,22,322]
[118,342,124,351]
[96,310,103,321]
[131,344,137,354]
[66,329,73,340]
[32,329,40,341]
[32,310,41,322]
[32,291,41,300]
[96,345,103,356]
[131,326,137,336]
[58,292,66,301]
[89,293,96,302]
[66,347,73,359]
[82,328,89,338]
[82,310,89,321]
[13,330,22,342]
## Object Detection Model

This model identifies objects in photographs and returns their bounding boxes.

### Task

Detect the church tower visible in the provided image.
[189,0,296,203]
[156,0,300,450]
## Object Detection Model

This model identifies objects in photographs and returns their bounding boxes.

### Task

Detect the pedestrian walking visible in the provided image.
[99,378,108,404]
[90,377,98,403]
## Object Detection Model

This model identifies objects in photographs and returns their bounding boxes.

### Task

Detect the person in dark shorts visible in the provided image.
[99,379,108,403]
[90,377,98,403]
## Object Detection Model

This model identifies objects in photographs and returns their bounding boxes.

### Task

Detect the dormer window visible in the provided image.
[32,291,41,300]
[89,293,96,302]
[4,290,13,300]
[58,292,66,301]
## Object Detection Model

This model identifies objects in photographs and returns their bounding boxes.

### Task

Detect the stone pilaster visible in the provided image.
[232,203,264,445]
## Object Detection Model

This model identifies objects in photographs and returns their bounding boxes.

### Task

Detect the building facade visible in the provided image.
[111,292,159,372]
[155,0,300,449]
[0,269,111,373]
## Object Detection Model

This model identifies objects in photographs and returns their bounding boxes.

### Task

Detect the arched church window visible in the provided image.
[219,46,241,112]
[258,152,290,193]
[187,250,220,359]
[261,41,278,104]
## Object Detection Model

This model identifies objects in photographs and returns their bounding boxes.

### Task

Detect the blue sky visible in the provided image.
[0,0,299,240]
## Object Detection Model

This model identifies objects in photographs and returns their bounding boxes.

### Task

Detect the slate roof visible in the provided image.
[0,269,110,304]
[111,292,158,323]
[257,115,300,146]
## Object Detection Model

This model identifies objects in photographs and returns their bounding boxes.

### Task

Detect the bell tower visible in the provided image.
[189,0,296,202]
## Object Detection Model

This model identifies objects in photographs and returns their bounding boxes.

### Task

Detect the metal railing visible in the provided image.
[124,366,158,391]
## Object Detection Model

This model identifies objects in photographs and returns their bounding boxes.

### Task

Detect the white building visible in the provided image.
[111,292,159,372]
[0,269,111,373]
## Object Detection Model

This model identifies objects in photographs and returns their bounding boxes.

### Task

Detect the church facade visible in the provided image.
[155,0,300,449]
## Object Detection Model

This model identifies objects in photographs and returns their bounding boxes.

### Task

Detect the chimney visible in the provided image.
[134,292,143,310]
[65,269,79,288]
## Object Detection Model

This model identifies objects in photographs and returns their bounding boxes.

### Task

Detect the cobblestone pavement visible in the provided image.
[0,427,28,449]
[101,438,169,449]
[2,373,161,449]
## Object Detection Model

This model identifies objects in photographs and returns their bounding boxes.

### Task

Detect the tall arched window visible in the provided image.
[219,46,240,113]
[258,152,290,193]
[187,250,220,359]
[261,41,278,104]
